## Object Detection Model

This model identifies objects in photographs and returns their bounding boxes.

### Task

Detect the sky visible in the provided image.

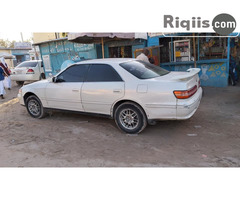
[0,32,32,42]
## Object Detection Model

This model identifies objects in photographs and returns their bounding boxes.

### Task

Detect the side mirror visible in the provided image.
[52,76,65,83]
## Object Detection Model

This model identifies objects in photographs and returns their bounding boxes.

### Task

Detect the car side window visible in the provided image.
[57,64,89,82]
[85,64,123,82]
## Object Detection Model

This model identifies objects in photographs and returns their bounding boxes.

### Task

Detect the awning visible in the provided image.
[68,32,147,58]
[68,32,148,43]
[0,53,16,59]
[148,32,176,37]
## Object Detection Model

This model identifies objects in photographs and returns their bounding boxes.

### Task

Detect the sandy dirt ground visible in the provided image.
[0,82,240,167]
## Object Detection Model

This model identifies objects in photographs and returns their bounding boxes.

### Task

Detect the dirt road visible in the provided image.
[0,82,240,167]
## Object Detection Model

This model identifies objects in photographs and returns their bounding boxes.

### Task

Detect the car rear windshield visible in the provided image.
[16,61,38,68]
[119,60,169,79]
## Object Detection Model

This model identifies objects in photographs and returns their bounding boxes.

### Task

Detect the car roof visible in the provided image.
[74,58,136,65]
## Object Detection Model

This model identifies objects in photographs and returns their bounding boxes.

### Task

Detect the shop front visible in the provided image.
[36,34,148,78]
[147,33,238,87]
[68,32,148,59]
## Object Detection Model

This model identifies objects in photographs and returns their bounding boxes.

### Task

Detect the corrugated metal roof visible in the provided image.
[33,37,68,45]
[0,52,15,59]
[0,47,32,50]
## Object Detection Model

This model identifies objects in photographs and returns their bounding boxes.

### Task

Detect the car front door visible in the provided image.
[45,64,89,111]
[81,64,124,115]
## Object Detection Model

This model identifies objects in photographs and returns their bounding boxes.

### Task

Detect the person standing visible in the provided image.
[0,67,6,99]
[229,54,237,86]
[136,49,150,63]
[0,58,11,90]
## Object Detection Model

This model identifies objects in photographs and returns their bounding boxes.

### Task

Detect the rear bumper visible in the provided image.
[11,74,40,81]
[145,87,202,121]
[176,87,202,119]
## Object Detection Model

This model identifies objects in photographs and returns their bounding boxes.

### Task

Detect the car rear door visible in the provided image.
[81,64,124,115]
[45,64,89,111]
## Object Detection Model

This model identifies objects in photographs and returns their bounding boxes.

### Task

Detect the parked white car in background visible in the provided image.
[18,58,202,134]
[11,60,45,85]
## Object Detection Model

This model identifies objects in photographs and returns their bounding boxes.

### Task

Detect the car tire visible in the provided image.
[40,73,46,80]
[114,102,147,134]
[16,81,24,86]
[26,95,46,119]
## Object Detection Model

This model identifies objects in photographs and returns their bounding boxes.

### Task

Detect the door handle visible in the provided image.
[113,89,122,93]
[72,89,80,92]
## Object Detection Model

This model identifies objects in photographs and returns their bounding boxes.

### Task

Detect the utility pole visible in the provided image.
[20,32,24,42]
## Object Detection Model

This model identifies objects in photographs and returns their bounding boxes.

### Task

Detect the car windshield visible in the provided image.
[119,60,169,79]
[16,61,38,68]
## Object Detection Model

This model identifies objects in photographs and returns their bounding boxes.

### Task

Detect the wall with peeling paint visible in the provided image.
[38,39,97,77]
[161,60,229,87]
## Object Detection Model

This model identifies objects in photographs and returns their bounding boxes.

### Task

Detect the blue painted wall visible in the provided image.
[147,36,159,47]
[39,39,97,77]
[161,60,229,87]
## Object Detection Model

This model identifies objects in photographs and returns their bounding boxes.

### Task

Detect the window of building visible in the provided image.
[159,33,227,63]
[159,37,172,63]
[171,35,197,62]
[159,35,198,63]
[198,33,227,60]
[109,46,132,58]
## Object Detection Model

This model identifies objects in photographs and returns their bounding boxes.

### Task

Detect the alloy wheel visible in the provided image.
[119,108,139,130]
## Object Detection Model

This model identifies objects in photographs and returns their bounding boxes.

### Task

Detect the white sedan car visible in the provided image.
[11,60,45,85]
[18,58,202,134]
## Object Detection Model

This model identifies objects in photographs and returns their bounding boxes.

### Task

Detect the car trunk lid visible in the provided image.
[154,68,200,89]
[170,68,200,81]
[11,62,39,75]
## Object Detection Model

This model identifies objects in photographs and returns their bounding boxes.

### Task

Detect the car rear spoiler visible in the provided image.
[171,68,201,81]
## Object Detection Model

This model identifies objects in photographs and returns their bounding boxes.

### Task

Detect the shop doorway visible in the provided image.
[15,55,25,65]
[109,46,132,58]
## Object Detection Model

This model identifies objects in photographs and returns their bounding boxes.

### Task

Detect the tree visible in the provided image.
[0,39,32,48]
[8,40,17,48]
[0,39,11,48]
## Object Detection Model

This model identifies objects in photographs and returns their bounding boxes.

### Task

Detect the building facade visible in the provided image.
[0,47,31,68]
[35,36,147,78]
[33,32,240,87]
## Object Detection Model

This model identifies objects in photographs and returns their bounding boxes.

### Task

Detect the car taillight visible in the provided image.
[198,79,201,88]
[8,69,11,74]
[173,85,197,99]
[26,69,34,74]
